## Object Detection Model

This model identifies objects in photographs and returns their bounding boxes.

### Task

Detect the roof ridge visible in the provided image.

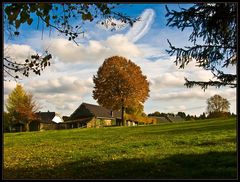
[82,102,101,107]
[83,102,117,112]
[36,111,55,113]
[71,102,121,119]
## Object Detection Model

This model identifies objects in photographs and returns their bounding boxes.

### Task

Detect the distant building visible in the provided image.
[148,116,171,123]
[167,115,185,122]
[148,115,185,123]
[29,111,64,131]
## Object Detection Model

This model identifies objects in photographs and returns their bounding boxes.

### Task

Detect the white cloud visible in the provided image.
[151,88,208,101]
[163,105,187,113]
[3,81,17,94]
[26,75,93,95]
[42,34,142,64]
[125,9,155,42]
[4,44,36,64]
[104,34,142,57]
[151,72,186,88]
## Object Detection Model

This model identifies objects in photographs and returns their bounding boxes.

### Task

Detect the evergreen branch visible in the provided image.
[184,77,237,91]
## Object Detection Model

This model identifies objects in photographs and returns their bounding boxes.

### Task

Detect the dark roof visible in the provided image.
[167,115,184,122]
[148,116,170,123]
[61,117,93,124]
[70,102,121,120]
[35,112,56,124]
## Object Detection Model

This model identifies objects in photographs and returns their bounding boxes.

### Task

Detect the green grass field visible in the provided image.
[3,118,237,179]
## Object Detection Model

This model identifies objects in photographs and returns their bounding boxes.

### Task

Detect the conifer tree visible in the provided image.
[166,3,237,90]
[6,84,39,131]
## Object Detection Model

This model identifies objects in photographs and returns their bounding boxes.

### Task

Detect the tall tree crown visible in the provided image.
[6,84,26,113]
[207,94,230,113]
[93,56,149,111]
[6,84,39,123]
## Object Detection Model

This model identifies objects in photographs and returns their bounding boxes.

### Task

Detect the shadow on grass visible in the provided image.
[4,151,237,179]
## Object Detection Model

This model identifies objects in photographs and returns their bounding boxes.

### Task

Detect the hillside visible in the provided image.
[3,118,237,179]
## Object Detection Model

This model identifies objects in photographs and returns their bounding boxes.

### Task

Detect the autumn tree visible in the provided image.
[125,103,145,116]
[165,3,237,90]
[93,56,150,125]
[5,84,40,131]
[3,3,137,80]
[206,94,230,118]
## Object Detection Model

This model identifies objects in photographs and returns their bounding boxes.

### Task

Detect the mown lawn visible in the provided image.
[3,118,237,179]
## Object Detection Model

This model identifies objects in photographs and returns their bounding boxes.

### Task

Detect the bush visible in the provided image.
[125,114,157,124]
[207,112,231,119]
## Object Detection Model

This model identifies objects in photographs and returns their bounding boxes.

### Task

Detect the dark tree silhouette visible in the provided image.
[165,3,237,90]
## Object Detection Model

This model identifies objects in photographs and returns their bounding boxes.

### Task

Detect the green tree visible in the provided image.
[199,112,206,120]
[185,114,191,121]
[148,111,161,117]
[231,113,236,117]
[3,3,137,80]
[125,103,145,116]
[177,111,186,119]
[6,84,39,131]
[93,56,150,125]
[166,3,237,90]
[207,94,230,118]
[3,112,11,132]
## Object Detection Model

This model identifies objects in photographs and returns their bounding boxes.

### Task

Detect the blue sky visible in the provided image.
[4,3,236,116]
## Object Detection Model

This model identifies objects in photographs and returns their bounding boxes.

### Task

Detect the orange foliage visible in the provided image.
[93,56,149,111]
[125,113,157,124]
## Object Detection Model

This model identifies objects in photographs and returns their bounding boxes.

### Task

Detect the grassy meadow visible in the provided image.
[3,118,237,179]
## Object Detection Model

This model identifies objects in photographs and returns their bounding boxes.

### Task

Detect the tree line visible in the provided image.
[148,94,236,120]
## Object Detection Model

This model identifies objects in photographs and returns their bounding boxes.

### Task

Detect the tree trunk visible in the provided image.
[121,99,125,126]
[26,123,29,132]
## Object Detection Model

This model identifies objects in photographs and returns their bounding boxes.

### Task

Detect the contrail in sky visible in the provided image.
[125,9,155,43]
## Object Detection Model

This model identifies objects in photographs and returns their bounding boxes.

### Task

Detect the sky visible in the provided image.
[3,3,236,117]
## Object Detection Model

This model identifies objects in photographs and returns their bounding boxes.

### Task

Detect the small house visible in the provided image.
[64,102,122,128]
[29,111,64,131]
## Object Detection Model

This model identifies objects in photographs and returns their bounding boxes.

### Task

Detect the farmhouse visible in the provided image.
[29,111,64,131]
[63,102,122,128]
